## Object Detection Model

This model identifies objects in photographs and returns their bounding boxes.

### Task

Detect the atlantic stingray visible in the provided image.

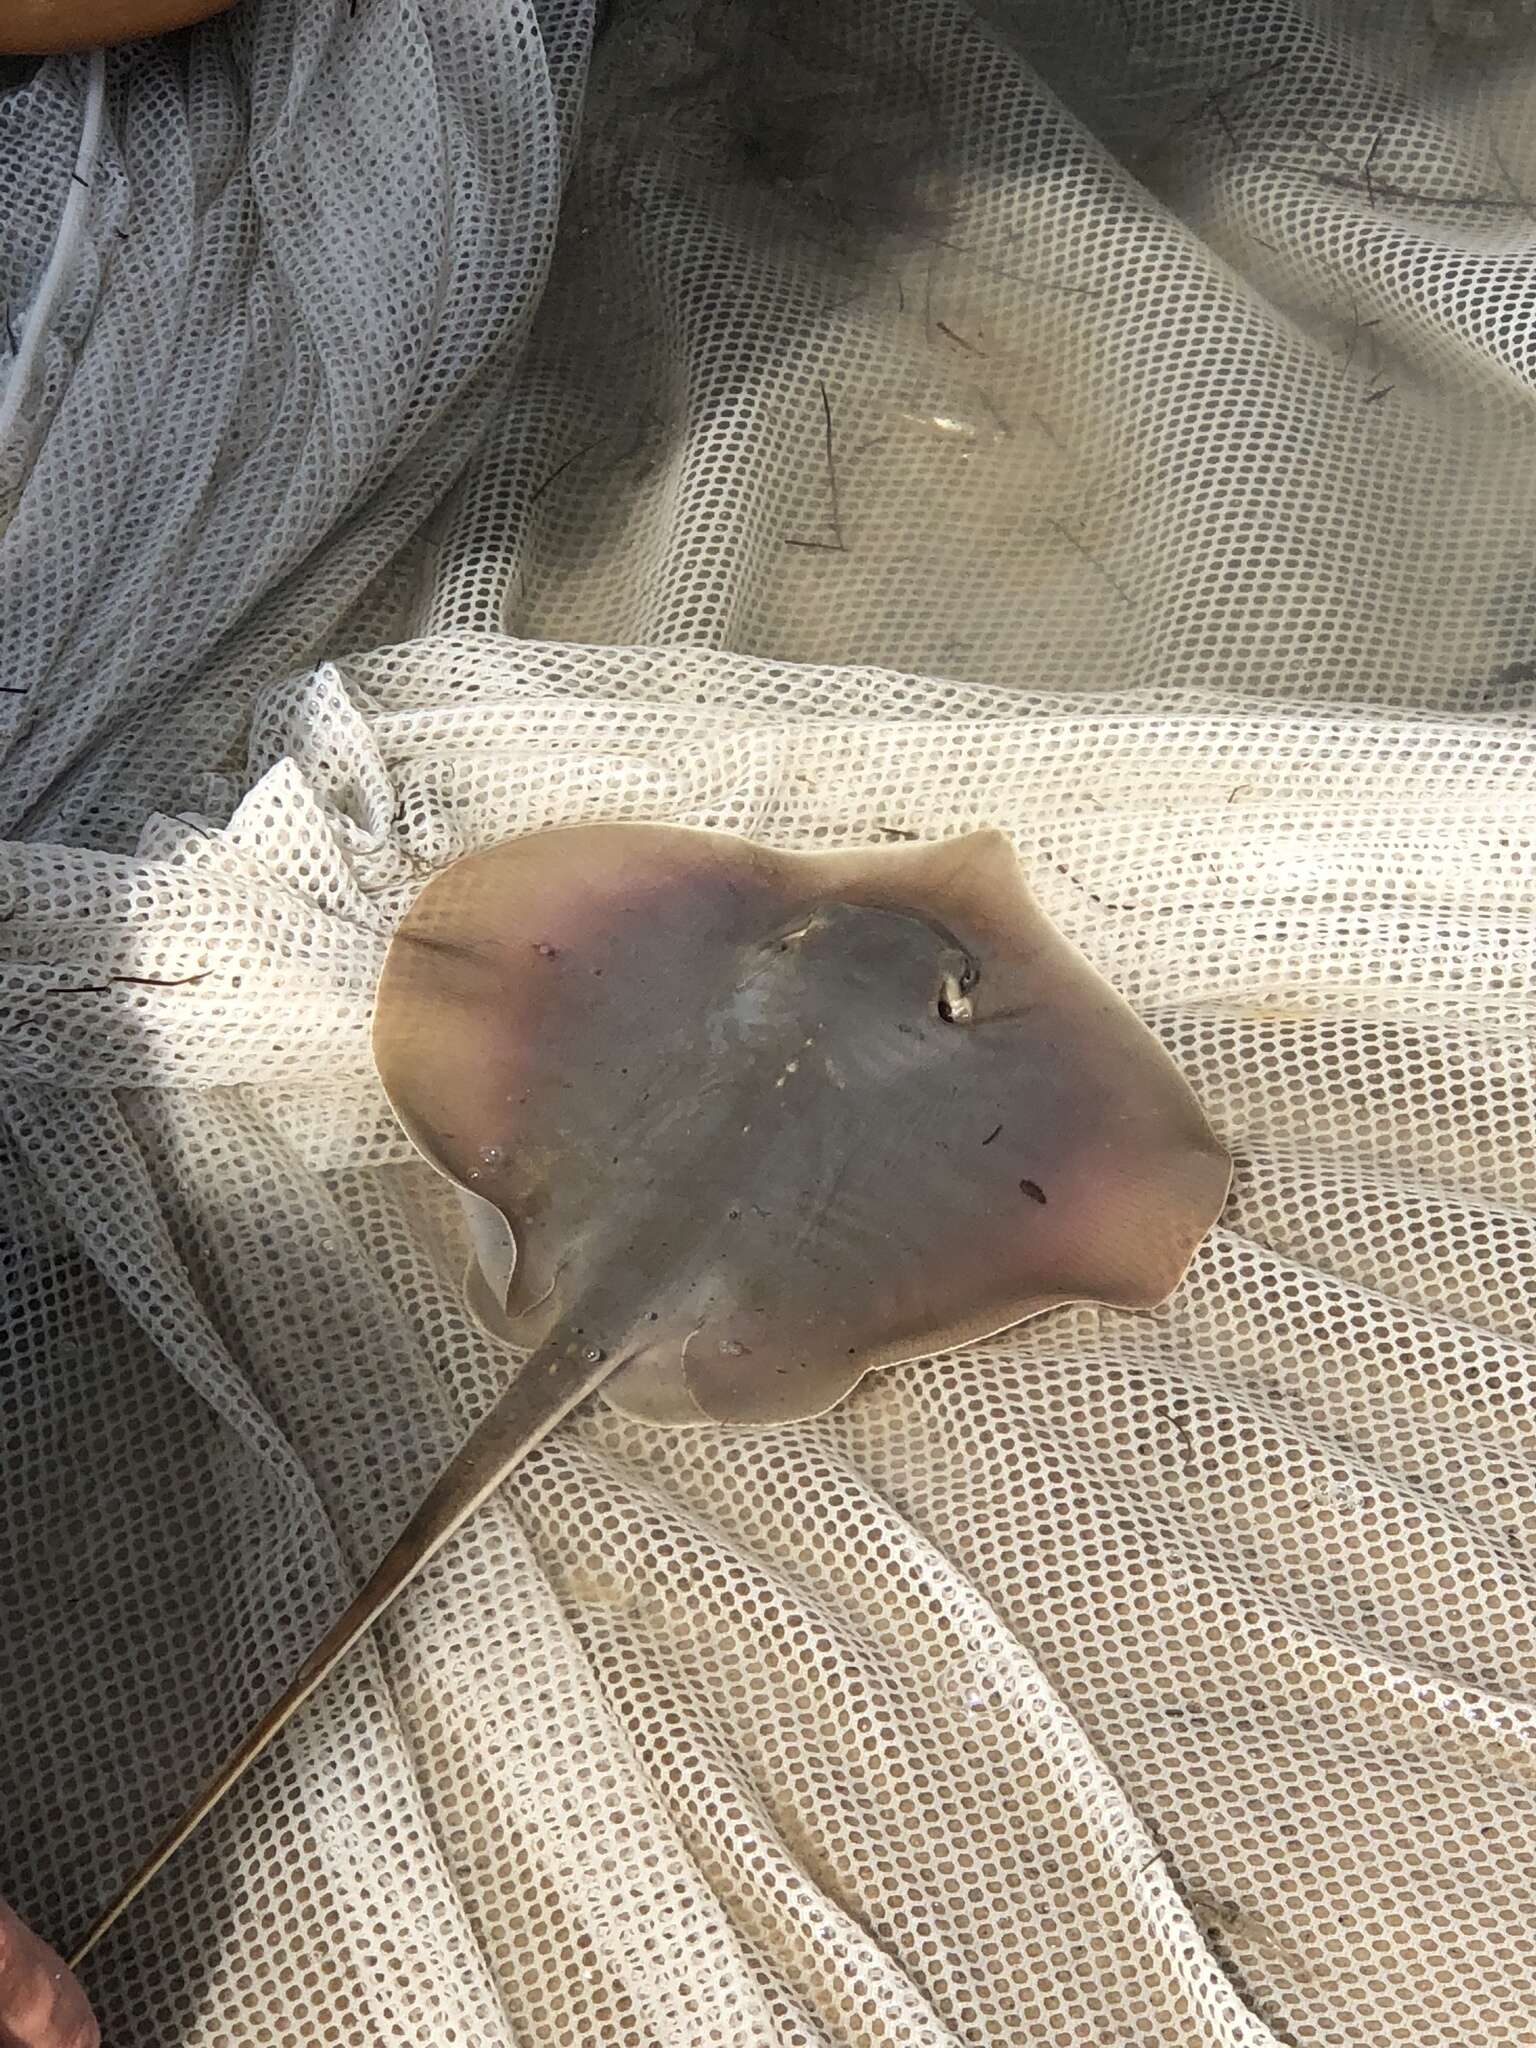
[70,821,1230,1963]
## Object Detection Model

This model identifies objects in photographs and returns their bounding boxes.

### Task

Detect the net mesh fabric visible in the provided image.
[2,2,1535,2045]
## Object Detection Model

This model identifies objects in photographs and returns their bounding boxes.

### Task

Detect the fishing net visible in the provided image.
[2,1,1534,2043]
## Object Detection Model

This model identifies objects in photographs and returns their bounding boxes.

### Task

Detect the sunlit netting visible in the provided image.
[2,2,1535,2045]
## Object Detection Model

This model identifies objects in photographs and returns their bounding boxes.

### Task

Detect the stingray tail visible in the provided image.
[68,1328,619,1968]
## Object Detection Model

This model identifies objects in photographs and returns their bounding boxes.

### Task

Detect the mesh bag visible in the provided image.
[3,3,1536,2045]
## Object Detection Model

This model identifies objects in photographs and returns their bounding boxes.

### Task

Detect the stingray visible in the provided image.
[69,821,1229,1964]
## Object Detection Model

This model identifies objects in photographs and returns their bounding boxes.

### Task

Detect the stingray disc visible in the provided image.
[373,823,1230,1425]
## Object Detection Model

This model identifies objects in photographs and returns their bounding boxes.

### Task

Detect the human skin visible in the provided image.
[0,0,238,54]
[0,1899,97,2048]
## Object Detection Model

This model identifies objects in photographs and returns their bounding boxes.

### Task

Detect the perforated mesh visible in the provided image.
[2,2,1536,2046]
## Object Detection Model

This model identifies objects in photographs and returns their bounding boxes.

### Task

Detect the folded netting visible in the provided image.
[0,0,587,845]
[2,3,1535,2046]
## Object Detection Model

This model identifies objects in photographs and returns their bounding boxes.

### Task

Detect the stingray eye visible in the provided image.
[936,950,979,1024]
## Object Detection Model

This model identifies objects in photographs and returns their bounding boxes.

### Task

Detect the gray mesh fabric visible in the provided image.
[3,3,1535,2045]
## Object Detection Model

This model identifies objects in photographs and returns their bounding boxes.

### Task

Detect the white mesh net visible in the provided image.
[3,2,1535,2044]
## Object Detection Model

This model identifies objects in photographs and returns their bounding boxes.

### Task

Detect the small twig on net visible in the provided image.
[1209,98,1238,152]
[1482,109,1536,227]
[1041,847,1139,913]
[1302,159,1523,214]
[1153,1402,1197,1456]
[0,685,28,695]
[784,379,847,553]
[1363,382,1394,404]
[944,237,1102,300]
[24,971,211,997]
[1362,126,1384,208]
[891,202,1098,300]
[1341,297,1381,374]
[1046,518,1135,608]
[1293,119,1355,172]
[818,380,844,548]
[526,433,613,513]
[935,319,983,355]
[1138,59,1288,165]
[1028,408,1065,452]
[1292,117,1516,211]
[113,971,211,988]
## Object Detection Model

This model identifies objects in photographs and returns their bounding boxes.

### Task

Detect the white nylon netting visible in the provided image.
[2,2,1535,2044]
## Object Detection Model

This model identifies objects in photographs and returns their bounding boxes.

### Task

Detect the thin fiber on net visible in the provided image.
[2,2,1535,2045]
